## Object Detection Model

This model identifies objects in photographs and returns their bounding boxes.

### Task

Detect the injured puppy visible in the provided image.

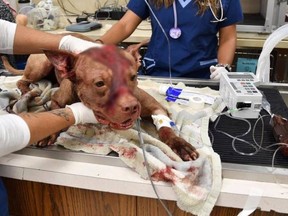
[2,44,198,161]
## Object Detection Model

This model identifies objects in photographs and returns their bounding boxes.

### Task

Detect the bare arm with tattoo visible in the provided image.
[0,102,97,157]
[18,108,75,145]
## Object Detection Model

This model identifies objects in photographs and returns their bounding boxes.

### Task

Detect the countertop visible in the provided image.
[0,152,288,213]
[49,20,288,49]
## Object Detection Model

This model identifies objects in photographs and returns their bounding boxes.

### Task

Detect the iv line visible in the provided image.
[136,118,173,216]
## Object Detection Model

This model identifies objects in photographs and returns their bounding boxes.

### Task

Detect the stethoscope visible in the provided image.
[169,0,226,39]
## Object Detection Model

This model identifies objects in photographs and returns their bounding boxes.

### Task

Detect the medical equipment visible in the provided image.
[170,1,181,39]
[208,0,226,23]
[169,0,226,39]
[219,72,262,119]
[66,21,102,32]
[158,84,215,105]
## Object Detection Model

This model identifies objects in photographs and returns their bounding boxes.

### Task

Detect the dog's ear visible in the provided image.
[43,50,77,80]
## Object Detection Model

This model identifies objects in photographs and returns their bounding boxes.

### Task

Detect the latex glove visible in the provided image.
[66,102,98,125]
[59,35,103,54]
[209,65,229,80]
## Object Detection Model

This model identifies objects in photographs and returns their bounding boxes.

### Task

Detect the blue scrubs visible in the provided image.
[127,0,243,78]
[0,178,8,216]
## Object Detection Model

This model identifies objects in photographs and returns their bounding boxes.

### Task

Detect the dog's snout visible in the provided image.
[122,102,139,114]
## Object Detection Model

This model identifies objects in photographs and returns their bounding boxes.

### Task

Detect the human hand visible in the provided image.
[59,35,103,54]
[66,102,98,125]
[209,65,229,80]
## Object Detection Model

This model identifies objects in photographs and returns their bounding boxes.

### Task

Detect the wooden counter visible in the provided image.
[1,153,288,215]
[50,20,288,48]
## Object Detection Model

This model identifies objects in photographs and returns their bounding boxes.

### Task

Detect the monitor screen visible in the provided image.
[228,74,254,79]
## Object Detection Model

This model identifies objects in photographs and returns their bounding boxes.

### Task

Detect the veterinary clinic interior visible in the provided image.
[1,0,288,215]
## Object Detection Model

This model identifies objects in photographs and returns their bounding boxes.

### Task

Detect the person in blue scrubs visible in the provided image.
[98,0,243,79]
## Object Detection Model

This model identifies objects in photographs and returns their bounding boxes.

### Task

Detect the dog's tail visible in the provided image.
[1,56,24,75]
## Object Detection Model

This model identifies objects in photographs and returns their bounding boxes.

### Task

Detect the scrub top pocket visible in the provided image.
[141,57,156,75]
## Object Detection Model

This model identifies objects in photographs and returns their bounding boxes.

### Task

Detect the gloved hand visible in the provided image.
[59,35,103,54]
[66,102,98,125]
[209,65,229,80]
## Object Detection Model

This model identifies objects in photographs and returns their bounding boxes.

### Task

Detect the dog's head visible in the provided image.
[44,45,141,130]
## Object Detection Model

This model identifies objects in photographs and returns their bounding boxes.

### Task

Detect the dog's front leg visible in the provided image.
[135,87,199,161]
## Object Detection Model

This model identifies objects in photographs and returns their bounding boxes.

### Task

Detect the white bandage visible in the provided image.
[151,114,173,130]
[66,102,98,125]
[59,35,103,54]
[0,114,30,157]
[0,20,16,54]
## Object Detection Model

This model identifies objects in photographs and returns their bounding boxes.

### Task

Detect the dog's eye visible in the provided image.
[95,81,104,87]
[131,74,137,82]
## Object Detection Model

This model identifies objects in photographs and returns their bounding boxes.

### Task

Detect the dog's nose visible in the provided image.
[122,102,139,114]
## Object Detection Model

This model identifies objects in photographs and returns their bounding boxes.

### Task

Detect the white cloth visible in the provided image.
[0,19,16,54]
[59,35,102,54]
[0,114,30,157]
[210,65,229,80]
[55,80,226,216]
[66,102,98,125]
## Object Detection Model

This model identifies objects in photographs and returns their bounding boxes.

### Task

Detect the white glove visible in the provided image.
[209,65,229,80]
[59,35,103,54]
[66,102,98,125]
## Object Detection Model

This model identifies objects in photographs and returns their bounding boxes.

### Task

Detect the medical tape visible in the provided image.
[237,188,263,216]
[151,114,173,130]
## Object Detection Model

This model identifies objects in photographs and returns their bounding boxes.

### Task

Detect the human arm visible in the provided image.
[98,10,142,44]
[217,24,237,65]
[210,24,237,79]
[0,102,97,157]
[0,19,101,55]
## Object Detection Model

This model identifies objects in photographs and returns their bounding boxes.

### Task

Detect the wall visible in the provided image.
[6,0,273,16]
[7,0,128,14]
[241,0,261,14]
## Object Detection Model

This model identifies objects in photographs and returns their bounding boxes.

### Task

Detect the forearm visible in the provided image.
[99,11,142,44]
[217,40,236,65]
[99,22,132,45]
[217,25,237,65]
[19,108,75,144]
[13,24,63,54]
